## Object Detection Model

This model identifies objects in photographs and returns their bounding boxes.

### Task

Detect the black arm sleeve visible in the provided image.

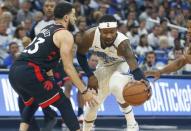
[131,68,147,81]
[76,52,94,77]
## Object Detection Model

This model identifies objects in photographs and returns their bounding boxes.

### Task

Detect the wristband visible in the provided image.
[131,68,145,80]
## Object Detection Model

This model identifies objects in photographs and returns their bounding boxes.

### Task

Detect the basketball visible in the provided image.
[123,80,151,106]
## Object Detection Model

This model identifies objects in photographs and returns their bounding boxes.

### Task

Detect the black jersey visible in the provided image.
[18,24,65,71]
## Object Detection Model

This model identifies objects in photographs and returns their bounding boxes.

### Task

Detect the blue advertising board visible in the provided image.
[0,73,191,117]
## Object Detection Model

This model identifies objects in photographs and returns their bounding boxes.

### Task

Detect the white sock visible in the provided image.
[83,121,94,131]
[124,108,136,124]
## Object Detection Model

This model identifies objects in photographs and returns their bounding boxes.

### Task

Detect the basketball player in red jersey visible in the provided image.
[9,2,97,131]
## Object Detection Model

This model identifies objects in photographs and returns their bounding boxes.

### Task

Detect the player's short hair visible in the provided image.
[98,15,117,23]
[54,2,73,19]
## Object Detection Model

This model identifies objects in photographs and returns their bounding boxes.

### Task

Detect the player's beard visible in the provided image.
[68,21,75,32]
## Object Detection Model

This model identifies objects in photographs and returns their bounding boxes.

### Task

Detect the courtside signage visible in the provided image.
[0,74,191,116]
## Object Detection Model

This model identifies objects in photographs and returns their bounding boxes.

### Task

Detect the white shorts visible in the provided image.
[94,62,133,104]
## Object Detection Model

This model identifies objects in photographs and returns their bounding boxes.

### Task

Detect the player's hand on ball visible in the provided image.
[82,89,98,107]
[144,70,161,81]
[88,75,99,93]
[140,79,152,99]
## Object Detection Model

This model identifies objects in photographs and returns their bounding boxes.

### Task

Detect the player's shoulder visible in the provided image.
[54,29,73,38]
[115,31,129,45]
[117,31,128,39]
[53,29,73,47]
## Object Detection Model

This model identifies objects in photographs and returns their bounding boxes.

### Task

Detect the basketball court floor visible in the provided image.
[0,117,190,131]
[0,126,191,131]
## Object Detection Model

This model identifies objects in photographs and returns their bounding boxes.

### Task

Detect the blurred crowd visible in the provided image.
[0,0,191,75]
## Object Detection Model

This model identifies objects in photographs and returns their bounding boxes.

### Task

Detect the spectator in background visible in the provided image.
[91,10,103,26]
[140,51,157,71]
[158,35,170,52]
[12,25,26,52]
[154,35,170,65]
[159,18,169,36]
[146,7,160,31]
[138,19,148,35]
[168,38,183,60]
[75,16,87,34]
[158,5,166,19]
[88,52,98,71]
[80,0,93,25]
[0,18,12,61]
[168,28,179,48]
[125,10,139,27]
[22,18,33,36]
[33,0,56,37]
[118,22,127,35]
[3,42,19,68]
[73,1,81,16]
[33,11,44,23]
[147,25,160,49]
[16,0,33,25]
[168,9,176,24]
[1,11,15,36]
[126,23,140,48]
[168,48,184,75]
[135,34,152,56]
[175,13,186,27]
[98,3,109,16]
[139,6,152,21]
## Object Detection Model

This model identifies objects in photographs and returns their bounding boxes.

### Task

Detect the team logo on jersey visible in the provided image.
[95,51,119,64]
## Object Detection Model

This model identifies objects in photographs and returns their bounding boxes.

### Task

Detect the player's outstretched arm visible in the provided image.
[118,39,151,98]
[53,30,97,106]
[145,55,187,81]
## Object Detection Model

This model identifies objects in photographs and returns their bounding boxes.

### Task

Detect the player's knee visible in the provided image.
[109,71,133,91]
[119,105,132,114]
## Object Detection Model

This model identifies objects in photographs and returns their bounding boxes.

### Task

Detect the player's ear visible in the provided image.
[63,15,69,22]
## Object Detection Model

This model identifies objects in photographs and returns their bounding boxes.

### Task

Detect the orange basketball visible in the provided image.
[123,80,151,106]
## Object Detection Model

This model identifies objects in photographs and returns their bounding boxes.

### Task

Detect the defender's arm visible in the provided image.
[53,30,87,93]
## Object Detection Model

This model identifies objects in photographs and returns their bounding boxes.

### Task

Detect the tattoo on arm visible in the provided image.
[117,39,138,71]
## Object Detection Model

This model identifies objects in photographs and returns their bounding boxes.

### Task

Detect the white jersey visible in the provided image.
[92,28,128,67]
[34,20,55,35]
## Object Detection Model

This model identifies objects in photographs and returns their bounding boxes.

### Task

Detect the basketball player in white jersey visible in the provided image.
[76,15,151,131]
